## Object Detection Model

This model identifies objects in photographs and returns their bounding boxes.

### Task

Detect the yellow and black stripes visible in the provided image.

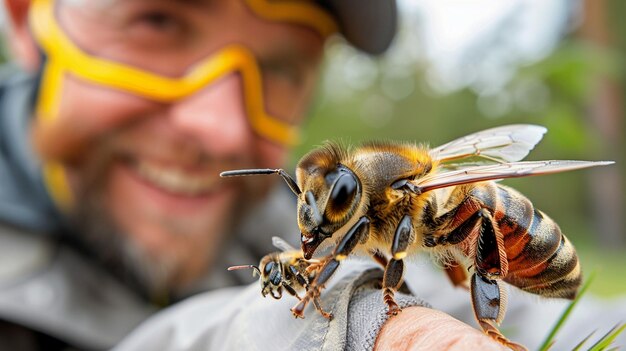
[494,185,580,299]
[423,182,581,300]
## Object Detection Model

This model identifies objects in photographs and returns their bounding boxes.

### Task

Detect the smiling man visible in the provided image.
[0,0,514,350]
[22,0,334,299]
[0,0,394,348]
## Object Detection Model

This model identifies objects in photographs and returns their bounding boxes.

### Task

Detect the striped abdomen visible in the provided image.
[485,184,581,299]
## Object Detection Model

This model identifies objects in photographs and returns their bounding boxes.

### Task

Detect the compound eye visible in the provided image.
[264,261,275,276]
[329,172,358,208]
[269,267,282,286]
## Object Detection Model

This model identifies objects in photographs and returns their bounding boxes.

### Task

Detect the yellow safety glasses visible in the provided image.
[29,0,338,209]
[30,0,338,146]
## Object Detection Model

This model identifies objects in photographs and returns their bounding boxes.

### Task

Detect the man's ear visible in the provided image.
[4,0,40,71]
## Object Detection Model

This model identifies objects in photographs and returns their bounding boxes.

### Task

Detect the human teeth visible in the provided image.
[135,161,216,195]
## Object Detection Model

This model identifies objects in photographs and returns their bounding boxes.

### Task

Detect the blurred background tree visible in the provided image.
[293,0,625,296]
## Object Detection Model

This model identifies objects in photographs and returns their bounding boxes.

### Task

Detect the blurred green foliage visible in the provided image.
[293,35,626,296]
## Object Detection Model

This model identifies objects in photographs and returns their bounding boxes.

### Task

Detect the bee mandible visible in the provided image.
[221,125,613,351]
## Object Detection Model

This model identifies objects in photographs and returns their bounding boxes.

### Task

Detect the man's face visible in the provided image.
[21,0,325,296]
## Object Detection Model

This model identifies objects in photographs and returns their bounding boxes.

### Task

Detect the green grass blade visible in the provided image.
[543,340,556,351]
[538,272,596,351]
[571,330,596,351]
[588,322,626,351]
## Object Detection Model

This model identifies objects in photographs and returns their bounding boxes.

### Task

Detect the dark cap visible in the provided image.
[318,0,397,55]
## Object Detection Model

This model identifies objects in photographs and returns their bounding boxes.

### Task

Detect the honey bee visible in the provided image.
[221,125,613,351]
[228,237,332,318]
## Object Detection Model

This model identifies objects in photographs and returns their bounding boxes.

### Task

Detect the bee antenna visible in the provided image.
[305,191,323,226]
[227,265,262,276]
[220,168,301,196]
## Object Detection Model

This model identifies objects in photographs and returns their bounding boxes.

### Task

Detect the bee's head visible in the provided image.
[296,144,362,259]
[220,142,363,260]
[258,255,284,299]
[228,254,284,299]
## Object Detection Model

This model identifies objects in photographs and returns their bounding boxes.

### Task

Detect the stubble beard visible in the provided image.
[69,151,180,301]
[64,138,268,302]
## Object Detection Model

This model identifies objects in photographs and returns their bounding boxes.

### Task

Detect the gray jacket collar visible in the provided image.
[0,67,62,231]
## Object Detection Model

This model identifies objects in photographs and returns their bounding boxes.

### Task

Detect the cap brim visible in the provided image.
[320,0,397,55]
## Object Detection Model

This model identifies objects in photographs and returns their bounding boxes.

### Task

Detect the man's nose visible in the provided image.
[168,73,253,155]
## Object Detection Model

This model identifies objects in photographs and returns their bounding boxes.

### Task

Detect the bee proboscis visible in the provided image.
[228,237,331,318]
[222,125,613,351]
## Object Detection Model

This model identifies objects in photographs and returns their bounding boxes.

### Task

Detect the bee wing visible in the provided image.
[415,160,614,193]
[429,124,547,164]
[272,236,297,252]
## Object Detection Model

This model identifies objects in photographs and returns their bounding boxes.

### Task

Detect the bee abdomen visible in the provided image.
[492,185,581,299]
[504,235,581,299]
[493,186,560,270]
[505,208,562,272]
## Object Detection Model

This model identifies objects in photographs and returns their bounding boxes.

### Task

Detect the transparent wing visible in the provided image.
[415,160,614,193]
[272,236,296,252]
[429,124,547,165]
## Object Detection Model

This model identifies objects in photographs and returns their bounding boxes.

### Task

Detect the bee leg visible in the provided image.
[371,250,388,268]
[471,274,527,351]
[422,197,483,248]
[474,208,508,280]
[291,216,370,319]
[443,261,469,290]
[282,283,301,300]
[270,287,283,300]
[425,205,509,279]
[382,259,404,316]
[289,265,310,294]
[470,210,525,350]
[293,278,332,319]
[291,258,339,319]
[383,215,412,316]
[312,295,333,319]
[304,260,323,274]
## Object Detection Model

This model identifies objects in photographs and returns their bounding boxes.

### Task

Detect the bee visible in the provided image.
[228,237,332,318]
[221,125,613,351]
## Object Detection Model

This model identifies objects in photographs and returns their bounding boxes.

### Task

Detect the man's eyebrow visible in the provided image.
[258,46,313,76]
[264,35,322,65]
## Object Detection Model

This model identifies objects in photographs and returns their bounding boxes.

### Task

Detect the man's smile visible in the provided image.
[134,159,219,197]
